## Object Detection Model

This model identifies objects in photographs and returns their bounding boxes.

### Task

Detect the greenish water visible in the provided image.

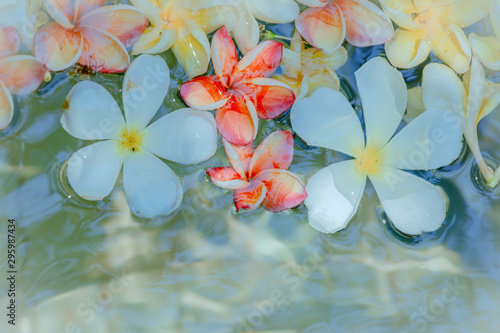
[1,22,500,333]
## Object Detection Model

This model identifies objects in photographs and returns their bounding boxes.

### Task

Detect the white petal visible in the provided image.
[67,140,123,201]
[61,81,125,140]
[122,54,170,132]
[493,0,500,37]
[354,57,407,151]
[290,87,365,157]
[305,160,366,233]
[421,63,467,114]
[465,57,486,139]
[123,150,183,218]
[369,167,447,235]
[141,108,217,164]
[231,6,260,54]
[246,0,299,23]
[0,81,14,131]
[380,108,463,170]
[295,0,328,7]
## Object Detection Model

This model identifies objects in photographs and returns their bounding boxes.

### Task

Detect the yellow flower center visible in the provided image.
[119,129,143,153]
[355,149,382,175]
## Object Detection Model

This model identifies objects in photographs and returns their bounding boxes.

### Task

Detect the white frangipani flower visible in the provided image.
[61,55,218,218]
[291,57,463,235]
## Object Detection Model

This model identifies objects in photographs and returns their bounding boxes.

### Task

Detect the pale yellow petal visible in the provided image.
[131,26,176,55]
[469,34,500,71]
[404,86,426,122]
[378,0,419,30]
[385,28,431,69]
[492,0,500,37]
[430,24,471,74]
[171,20,210,78]
[437,0,489,27]
[194,5,238,33]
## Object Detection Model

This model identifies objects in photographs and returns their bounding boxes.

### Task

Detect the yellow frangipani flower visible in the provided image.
[469,0,500,70]
[130,0,237,78]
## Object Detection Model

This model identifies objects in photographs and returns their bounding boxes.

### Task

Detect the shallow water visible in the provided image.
[1,19,500,333]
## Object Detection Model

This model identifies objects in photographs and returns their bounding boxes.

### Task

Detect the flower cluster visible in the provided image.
[1,0,499,239]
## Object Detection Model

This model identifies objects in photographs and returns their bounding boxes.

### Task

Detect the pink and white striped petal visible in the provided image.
[230,40,283,84]
[233,181,267,211]
[0,26,20,58]
[207,167,249,190]
[78,5,148,48]
[233,78,295,119]
[0,55,47,95]
[34,22,83,71]
[180,75,229,111]
[215,94,258,146]
[248,131,294,178]
[295,3,345,54]
[0,81,14,130]
[254,169,307,213]
[79,26,130,73]
[211,26,239,88]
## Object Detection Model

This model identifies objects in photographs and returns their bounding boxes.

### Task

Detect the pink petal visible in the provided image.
[222,138,254,179]
[254,169,307,212]
[207,166,249,189]
[180,75,229,110]
[335,0,394,47]
[34,22,83,71]
[295,3,345,53]
[248,131,294,178]
[233,181,267,211]
[79,26,130,73]
[78,5,148,48]
[233,77,295,119]
[230,41,283,84]
[211,26,239,88]
[0,81,14,130]
[44,0,76,27]
[74,0,107,18]
[0,55,47,95]
[0,26,20,58]
[215,94,258,146]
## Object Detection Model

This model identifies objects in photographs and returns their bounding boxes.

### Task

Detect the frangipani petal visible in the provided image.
[421,63,467,114]
[194,4,238,34]
[232,6,260,54]
[234,181,267,211]
[405,86,426,122]
[291,87,364,156]
[378,0,419,30]
[254,169,307,213]
[480,81,500,120]
[234,78,295,119]
[295,3,345,54]
[380,108,463,170]
[141,108,217,164]
[79,26,130,73]
[131,27,176,55]
[171,19,211,78]
[248,131,294,178]
[0,26,20,58]
[180,76,229,111]
[369,167,447,235]
[122,54,169,131]
[78,5,148,48]
[211,26,239,87]
[385,28,431,69]
[246,0,299,23]
[43,0,74,28]
[0,55,47,95]
[430,25,471,74]
[0,81,14,131]
[295,0,328,7]
[493,0,500,37]
[207,167,249,189]
[307,70,341,95]
[61,81,125,140]
[336,0,394,47]
[123,150,183,218]
[231,40,283,83]
[215,94,258,146]
[469,34,500,71]
[67,140,123,201]
[439,0,489,27]
[223,138,254,180]
[464,57,486,136]
[75,0,107,17]
[354,57,407,151]
[34,22,83,71]
[305,160,366,233]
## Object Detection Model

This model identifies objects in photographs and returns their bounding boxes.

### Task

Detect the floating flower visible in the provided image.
[34,0,148,73]
[0,26,49,130]
[229,0,300,54]
[61,55,218,218]
[295,0,394,54]
[379,0,489,74]
[405,58,500,188]
[0,0,45,48]
[207,131,307,212]
[469,0,500,70]
[180,26,295,146]
[291,57,463,235]
[130,0,237,78]
[273,29,347,100]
